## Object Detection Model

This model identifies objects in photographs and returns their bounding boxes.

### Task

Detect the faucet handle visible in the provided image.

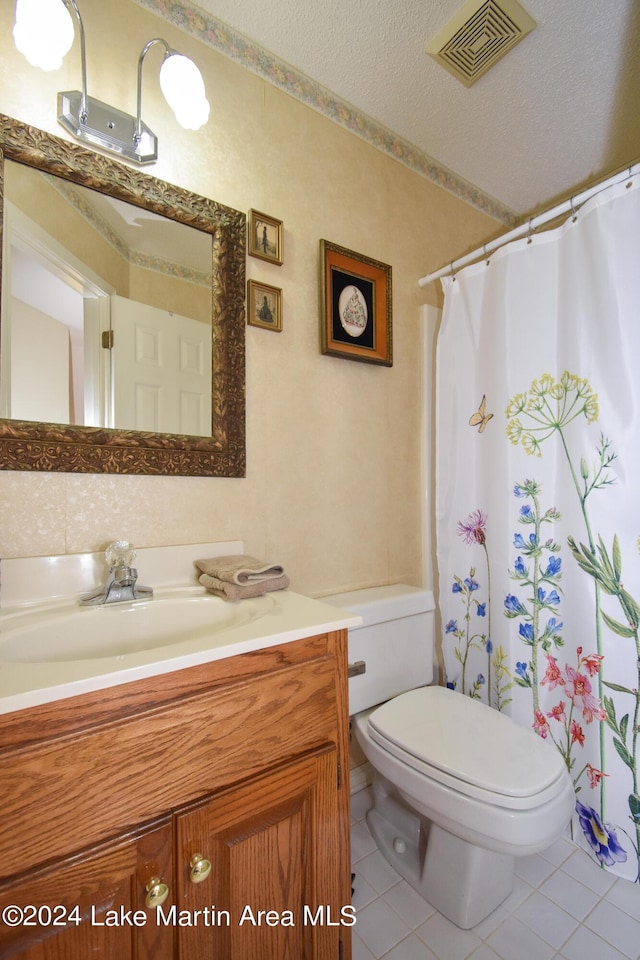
[105,540,136,570]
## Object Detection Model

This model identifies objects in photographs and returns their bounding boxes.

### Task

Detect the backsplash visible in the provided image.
[1,540,243,608]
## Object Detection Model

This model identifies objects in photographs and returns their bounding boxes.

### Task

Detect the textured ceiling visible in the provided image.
[189,0,640,218]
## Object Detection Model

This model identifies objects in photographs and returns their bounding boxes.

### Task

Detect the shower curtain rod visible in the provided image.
[418,160,640,287]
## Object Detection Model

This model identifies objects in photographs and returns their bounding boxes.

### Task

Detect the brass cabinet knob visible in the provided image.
[145,877,169,908]
[189,853,212,884]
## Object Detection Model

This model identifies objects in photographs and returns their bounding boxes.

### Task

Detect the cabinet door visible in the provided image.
[175,746,348,960]
[0,819,173,960]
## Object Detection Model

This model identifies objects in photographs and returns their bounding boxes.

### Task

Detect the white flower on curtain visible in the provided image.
[435,175,640,883]
[505,372,635,871]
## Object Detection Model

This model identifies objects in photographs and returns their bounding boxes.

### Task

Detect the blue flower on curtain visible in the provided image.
[504,479,563,717]
[569,533,640,876]
[506,372,639,878]
[448,509,513,709]
[437,183,640,882]
[447,570,488,699]
[575,800,628,867]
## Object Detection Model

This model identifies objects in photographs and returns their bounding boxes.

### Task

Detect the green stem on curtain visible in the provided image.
[632,643,640,863]
[483,541,492,707]
[557,426,606,817]
[530,490,542,717]
[461,592,472,695]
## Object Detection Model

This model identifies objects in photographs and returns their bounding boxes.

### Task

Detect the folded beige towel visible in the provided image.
[195,554,285,584]
[194,555,289,601]
[197,571,290,601]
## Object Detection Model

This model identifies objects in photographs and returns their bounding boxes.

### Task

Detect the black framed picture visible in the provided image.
[248,209,283,265]
[247,279,282,331]
[320,240,392,365]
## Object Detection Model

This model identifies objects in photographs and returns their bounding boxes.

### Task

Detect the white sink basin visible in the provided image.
[0,590,272,663]
[0,566,361,716]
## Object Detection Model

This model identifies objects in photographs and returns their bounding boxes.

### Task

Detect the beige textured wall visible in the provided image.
[0,0,500,597]
[129,266,210,324]
[6,161,130,294]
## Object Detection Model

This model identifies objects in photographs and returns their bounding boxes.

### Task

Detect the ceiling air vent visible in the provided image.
[426,0,536,87]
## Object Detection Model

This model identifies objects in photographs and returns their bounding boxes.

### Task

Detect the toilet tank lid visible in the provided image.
[322,584,434,628]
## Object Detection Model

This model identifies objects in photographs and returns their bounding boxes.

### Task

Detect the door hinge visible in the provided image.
[339,936,344,960]
[102,330,114,349]
[337,762,342,790]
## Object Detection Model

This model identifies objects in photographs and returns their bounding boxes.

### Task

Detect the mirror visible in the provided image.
[0,114,246,476]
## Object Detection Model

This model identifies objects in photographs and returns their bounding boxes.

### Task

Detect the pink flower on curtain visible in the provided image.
[540,652,607,725]
[533,710,550,738]
[564,666,607,724]
[547,701,567,724]
[533,649,608,804]
[586,764,608,789]
[580,650,605,676]
[456,509,487,545]
[541,654,564,691]
[570,720,586,746]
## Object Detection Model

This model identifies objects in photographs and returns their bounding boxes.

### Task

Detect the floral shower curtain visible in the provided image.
[435,174,640,883]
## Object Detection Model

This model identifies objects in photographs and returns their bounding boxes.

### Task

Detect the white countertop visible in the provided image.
[0,588,361,715]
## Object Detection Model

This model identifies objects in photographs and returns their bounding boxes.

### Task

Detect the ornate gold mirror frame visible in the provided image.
[0,114,246,477]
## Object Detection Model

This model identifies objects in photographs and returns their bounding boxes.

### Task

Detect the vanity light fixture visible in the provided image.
[13,0,210,164]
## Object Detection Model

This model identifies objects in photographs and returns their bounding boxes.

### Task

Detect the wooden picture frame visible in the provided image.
[0,113,246,478]
[247,279,282,331]
[320,240,392,366]
[248,209,283,264]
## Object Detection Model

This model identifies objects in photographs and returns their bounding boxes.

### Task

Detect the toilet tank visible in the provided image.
[322,584,435,716]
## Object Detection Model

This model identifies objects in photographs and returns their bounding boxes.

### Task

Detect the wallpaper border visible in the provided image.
[130,0,517,226]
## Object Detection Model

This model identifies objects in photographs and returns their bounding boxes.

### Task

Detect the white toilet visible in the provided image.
[324,584,575,929]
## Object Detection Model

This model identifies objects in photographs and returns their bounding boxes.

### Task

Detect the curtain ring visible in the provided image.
[570,197,577,222]
[449,262,456,282]
[526,218,534,244]
[483,244,490,266]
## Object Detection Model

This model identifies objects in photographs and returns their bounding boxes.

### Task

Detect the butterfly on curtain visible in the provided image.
[469,395,494,433]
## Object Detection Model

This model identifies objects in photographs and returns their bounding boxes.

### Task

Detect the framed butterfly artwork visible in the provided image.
[320,240,392,366]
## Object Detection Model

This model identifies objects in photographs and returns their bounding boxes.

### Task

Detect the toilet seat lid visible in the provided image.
[368,686,566,799]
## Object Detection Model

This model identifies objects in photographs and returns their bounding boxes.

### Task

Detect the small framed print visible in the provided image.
[247,279,282,331]
[320,240,392,366]
[248,209,283,265]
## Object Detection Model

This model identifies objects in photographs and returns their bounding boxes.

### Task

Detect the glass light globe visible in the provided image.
[160,53,210,130]
[13,0,75,72]
[171,97,211,131]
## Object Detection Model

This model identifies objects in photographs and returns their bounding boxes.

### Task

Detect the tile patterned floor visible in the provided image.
[350,787,640,960]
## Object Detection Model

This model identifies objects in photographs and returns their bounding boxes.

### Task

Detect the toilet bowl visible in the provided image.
[324,585,575,929]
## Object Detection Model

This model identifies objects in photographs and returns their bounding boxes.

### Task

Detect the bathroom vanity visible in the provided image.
[0,628,352,959]
[0,546,358,959]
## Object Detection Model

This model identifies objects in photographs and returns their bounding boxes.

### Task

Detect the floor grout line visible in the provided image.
[350,787,640,960]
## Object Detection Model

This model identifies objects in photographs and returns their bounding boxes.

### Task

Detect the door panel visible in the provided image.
[175,747,342,960]
[111,295,211,436]
[0,820,173,960]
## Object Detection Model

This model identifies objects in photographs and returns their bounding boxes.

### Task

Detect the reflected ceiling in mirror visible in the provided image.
[0,115,246,477]
[4,163,214,436]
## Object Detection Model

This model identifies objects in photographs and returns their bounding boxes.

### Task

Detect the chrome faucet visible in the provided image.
[80,540,153,606]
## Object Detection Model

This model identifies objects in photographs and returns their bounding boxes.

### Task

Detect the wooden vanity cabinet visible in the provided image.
[175,746,341,959]
[0,818,174,960]
[0,630,352,960]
